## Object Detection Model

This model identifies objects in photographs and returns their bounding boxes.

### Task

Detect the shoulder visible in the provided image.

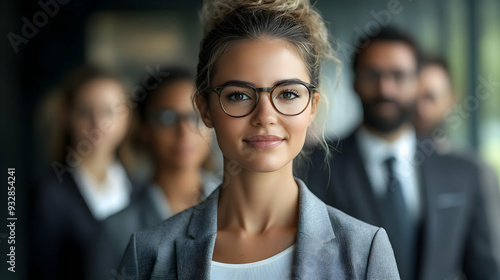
[34,172,83,213]
[325,204,382,248]
[325,205,399,278]
[299,180,382,248]
[423,150,483,188]
[299,187,398,278]
[38,171,77,194]
[120,188,220,278]
[327,205,379,235]
[130,187,219,252]
[427,150,479,170]
[120,201,207,278]
[101,193,147,231]
[134,205,194,246]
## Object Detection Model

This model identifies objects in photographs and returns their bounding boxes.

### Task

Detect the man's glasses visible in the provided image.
[211,79,316,118]
[357,69,417,86]
[148,110,200,129]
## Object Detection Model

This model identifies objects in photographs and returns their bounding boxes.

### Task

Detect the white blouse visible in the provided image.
[72,161,132,220]
[210,245,295,280]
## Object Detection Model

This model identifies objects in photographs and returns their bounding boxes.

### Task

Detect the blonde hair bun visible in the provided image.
[200,0,337,61]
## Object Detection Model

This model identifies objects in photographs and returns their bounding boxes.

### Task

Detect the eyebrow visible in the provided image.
[217,78,306,88]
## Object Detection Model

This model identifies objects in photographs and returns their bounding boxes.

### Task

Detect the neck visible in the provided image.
[363,123,412,143]
[153,163,202,206]
[79,151,115,183]
[217,159,299,234]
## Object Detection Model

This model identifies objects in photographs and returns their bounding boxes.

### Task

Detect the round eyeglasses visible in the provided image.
[211,80,316,118]
[148,110,201,129]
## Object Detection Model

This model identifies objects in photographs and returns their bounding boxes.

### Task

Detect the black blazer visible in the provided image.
[29,169,143,280]
[305,131,500,280]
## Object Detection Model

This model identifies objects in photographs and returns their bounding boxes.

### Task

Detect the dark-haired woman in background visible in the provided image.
[30,66,142,280]
[87,67,219,280]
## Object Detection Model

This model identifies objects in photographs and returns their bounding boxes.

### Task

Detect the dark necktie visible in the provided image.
[382,156,418,280]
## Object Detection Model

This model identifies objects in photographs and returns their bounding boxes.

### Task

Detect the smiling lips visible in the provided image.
[244,135,284,149]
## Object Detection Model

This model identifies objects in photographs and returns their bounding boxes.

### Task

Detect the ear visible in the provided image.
[310,92,320,114]
[195,94,214,128]
[309,92,320,124]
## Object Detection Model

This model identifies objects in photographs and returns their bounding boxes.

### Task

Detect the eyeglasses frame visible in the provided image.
[211,80,317,118]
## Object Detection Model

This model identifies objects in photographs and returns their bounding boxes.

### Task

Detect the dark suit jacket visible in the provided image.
[305,131,500,280]
[118,179,400,279]
[29,170,143,280]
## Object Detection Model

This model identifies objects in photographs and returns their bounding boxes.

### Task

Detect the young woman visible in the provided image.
[119,0,400,279]
[88,67,219,279]
[30,66,141,280]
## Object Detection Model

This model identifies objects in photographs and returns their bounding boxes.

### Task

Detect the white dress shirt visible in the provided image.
[356,126,421,221]
[72,161,132,220]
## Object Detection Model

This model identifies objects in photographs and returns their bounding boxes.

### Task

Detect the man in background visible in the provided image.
[306,27,500,280]
[413,56,456,153]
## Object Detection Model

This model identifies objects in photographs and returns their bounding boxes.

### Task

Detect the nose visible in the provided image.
[176,118,193,136]
[378,74,398,98]
[250,92,278,127]
[90,112,101,129]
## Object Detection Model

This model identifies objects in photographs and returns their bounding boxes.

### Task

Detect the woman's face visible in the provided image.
[69,78,130,155]
[146,80,211,169]
[198,39,319,173]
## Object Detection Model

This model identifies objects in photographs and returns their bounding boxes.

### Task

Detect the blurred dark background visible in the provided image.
[0,0,499,279]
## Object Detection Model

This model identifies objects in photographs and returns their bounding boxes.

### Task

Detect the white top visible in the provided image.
[356,126,421,220]
[72,161,132,220]
[211,245,295,280]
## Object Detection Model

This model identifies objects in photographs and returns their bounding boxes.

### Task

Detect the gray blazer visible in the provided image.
[118,179,400,279]
[87,173,220,280]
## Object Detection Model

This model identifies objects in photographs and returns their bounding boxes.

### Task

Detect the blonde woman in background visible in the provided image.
[30,66,142,280]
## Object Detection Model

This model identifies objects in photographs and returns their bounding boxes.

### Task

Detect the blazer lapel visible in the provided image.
[173,181,340,279]
[340,134,384,226]
[175,189,220,280]
[67,172,98,222]
[292,180,337,278]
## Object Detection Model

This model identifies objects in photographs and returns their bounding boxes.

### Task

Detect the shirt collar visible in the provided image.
[356,126,417,164]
